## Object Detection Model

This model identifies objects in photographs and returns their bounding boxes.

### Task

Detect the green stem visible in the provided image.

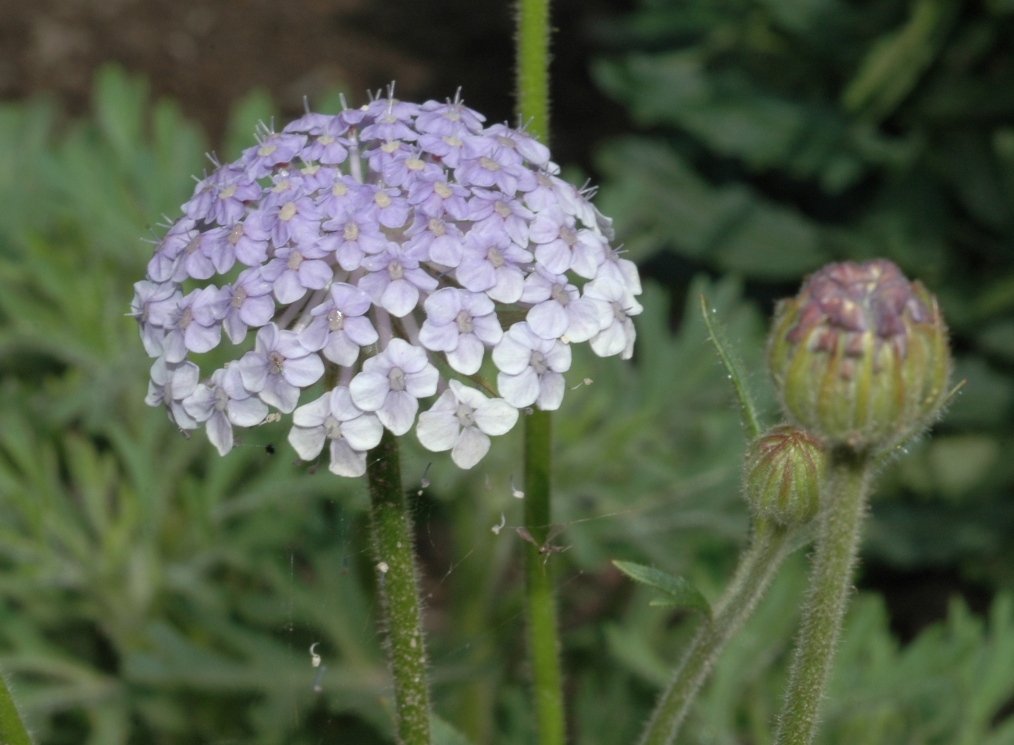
[516,0,550,142]
[774,448,872,745]
[638,521,794,745]
[523,409,565,745]
[0,670,31,745]
[366,429,430,745]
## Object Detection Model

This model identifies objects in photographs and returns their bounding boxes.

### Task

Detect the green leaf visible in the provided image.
[431,714,475,745]
[612,560,711,616]
[699,294,763,440]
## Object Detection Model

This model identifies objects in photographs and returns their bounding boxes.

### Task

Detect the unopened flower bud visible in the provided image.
[768,260,950,451]
[744,426,824,526]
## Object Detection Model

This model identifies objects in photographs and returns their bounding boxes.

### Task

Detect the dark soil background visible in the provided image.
[0,0,632,173]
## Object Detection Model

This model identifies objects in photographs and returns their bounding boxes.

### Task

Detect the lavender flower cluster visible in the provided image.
[132,92,642,476]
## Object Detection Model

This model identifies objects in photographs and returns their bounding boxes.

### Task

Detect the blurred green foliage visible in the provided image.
[1,3,1014,737]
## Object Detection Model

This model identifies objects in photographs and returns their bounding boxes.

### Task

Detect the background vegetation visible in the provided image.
[1,0,1014,742]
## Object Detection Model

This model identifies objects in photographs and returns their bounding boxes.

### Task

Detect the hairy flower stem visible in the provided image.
[639,520,794,745]
[523,409,565,745]
[516,0,563,742]
[0,671,31,745]
[366,429,430,745]
[774,448,872,745]
[516,0,550,141]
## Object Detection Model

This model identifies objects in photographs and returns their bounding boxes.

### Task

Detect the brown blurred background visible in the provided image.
[0,0,632,171]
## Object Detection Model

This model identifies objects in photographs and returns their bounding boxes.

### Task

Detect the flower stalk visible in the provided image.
[638,520,795,745]
[523,408,565,745]
[366,429,431,745]
[516,2,566,743]
[773,448,871,745]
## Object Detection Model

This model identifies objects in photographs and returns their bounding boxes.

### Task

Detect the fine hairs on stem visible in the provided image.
[516,0,566,743]
[773,450,872,745]
[638,520,795,745]
[366,429,431,745]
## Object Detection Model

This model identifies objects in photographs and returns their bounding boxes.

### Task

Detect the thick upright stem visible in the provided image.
[515,0,550,141]
[774,449,872,745]
[366,429,430,745]
[523,409,565,745]
[0,671,31,745]
[638,521,794,745]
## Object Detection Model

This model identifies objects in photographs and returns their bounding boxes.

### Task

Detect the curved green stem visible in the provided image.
[366,430,431,745]
[523,409,565,745]
[774,448,872,745]
[0,670,31,745]
[638,521,795,745]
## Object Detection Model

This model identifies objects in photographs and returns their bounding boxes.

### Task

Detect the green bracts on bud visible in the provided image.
[768,260,950,452]
[745,426,824,527]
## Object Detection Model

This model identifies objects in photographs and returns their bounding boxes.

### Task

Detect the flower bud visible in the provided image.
[768,260,950,451]
[744,426,824,526]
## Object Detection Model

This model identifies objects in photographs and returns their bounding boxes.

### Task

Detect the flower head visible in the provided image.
[768,260,951,451]
[134,90,642,475]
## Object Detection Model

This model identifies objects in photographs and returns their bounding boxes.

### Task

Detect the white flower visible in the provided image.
[416,380,518,468]
[182,365,269,455]
[521,268,601,342]
[492,322,572,411]
[145,357,200,429]
[288,387,384,477]
[418,287,503,374]
[584,278,643,360]
[349,338,439,435]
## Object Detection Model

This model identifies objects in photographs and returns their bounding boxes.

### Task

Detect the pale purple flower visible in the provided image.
[361,105,419,141]
[492,322,572,411]
[455,230,531,304]
[596,245,643,296]
[182,365,269,455]
[416,379,518,469]
[318,176,369,219]
[242,132,307,178]
[282,111,335,136]
[583,277,643,360]
[147,218,197,282]
[407,169,470,220]
[262,194,323,248]
[414,98,485,136]
[262,242,334,304]
[362,185,410,229]
[183,166,261,226]
[295,162,338,193]
[349,338,438,435]
[366,139,413,174]
[417,131,476,168]
[468,189,532,246]
[228,212,272,266]
[319,212,388,271]
[524,171,580,214]
[145,357,200,429]
[288,387,384,476]
[454,152,535,195]
[301,123,350,165]
[237,323,325,413]
[403,216,465,267]
[418,288,502,374]
[381,151,440,188]
[359,244,438,317]
[521,269,601,343]
[483,123,551,167]
[529,206,605,278]
[162,285,226,363]
[299,283,379,366]
[130,280,181,357]
[221,268,276,344]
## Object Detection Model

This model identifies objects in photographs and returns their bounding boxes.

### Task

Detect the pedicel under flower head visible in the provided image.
[132,87,643,475]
